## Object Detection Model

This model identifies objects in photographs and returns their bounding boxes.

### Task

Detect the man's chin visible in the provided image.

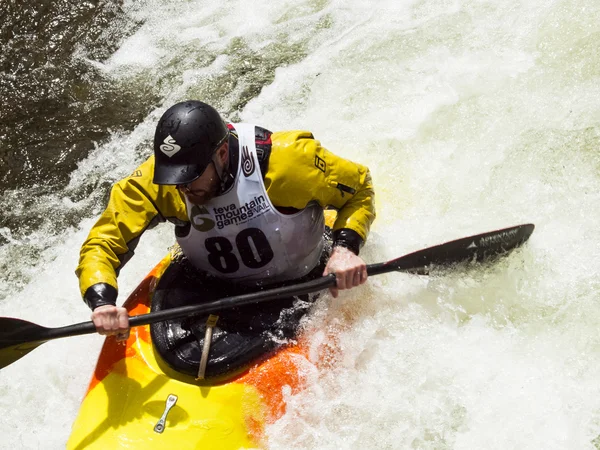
[186,194,214,205]
[187,197,205,206]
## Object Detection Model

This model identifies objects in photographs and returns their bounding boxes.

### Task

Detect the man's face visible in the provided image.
[178,161,220,205]
[177,143,228,205]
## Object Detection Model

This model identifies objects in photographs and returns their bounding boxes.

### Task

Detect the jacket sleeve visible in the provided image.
[75,155,187,309]
[265,131,376,253]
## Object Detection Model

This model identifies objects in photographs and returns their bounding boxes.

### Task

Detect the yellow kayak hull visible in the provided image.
[67,255,314,450]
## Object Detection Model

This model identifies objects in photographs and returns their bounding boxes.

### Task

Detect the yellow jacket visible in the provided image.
[76,130,375,307]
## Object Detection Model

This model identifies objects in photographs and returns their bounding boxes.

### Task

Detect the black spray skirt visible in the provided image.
[150,241,331,383]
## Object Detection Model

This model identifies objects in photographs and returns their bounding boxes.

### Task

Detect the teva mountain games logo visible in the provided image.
[190,196,271,231]
[159,135,181,157]
[241,145,255,177]
[213,196,270,229]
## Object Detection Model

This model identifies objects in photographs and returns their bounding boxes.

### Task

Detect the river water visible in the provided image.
[1,0,599,448]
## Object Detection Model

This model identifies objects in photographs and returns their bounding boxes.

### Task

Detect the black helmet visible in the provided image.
[153,100,229,185]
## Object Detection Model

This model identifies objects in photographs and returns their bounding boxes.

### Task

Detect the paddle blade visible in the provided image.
[385,223,535,274]
[0,317,49,369]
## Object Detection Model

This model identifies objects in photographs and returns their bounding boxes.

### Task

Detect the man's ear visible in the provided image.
[216,143,229,165]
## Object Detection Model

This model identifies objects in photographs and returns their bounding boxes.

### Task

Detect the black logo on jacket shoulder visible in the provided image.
[255,126,272,163]
[241,145,255,177]
[315,155,326,173]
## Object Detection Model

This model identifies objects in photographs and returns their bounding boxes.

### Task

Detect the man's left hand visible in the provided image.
[323,246,368,298]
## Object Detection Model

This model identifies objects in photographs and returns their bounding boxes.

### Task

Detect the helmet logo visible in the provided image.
[159,135,181,157]
[241,146,255,177]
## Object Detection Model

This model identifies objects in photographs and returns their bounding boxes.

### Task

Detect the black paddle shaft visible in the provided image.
[0,223,534,369]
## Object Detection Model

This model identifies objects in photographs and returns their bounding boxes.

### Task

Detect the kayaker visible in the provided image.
[76,100,376,339]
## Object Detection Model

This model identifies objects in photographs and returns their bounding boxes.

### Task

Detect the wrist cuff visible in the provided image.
[83,283,118,311]
[332,228,363,256]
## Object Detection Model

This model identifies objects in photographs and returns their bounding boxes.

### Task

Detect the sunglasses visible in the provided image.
[177,161,217,195]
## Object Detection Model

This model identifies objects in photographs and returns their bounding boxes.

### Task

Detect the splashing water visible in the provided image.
[0,0,599,448]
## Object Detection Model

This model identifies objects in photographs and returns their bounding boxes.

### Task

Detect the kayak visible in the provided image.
[67,252,322,449]
[64,216,535,449]
[67,213,337,450]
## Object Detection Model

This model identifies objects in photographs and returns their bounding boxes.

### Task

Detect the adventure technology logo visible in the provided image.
[160,135,181,157]
[241,146,255,177]
[467,228,520,248]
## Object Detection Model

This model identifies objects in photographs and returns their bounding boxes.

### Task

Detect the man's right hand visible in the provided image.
[91,305,130,341]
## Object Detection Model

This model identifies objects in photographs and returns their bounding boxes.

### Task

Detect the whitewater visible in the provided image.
[1,0,599,448]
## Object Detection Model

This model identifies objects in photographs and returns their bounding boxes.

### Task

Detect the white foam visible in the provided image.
[1,0,599,448]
